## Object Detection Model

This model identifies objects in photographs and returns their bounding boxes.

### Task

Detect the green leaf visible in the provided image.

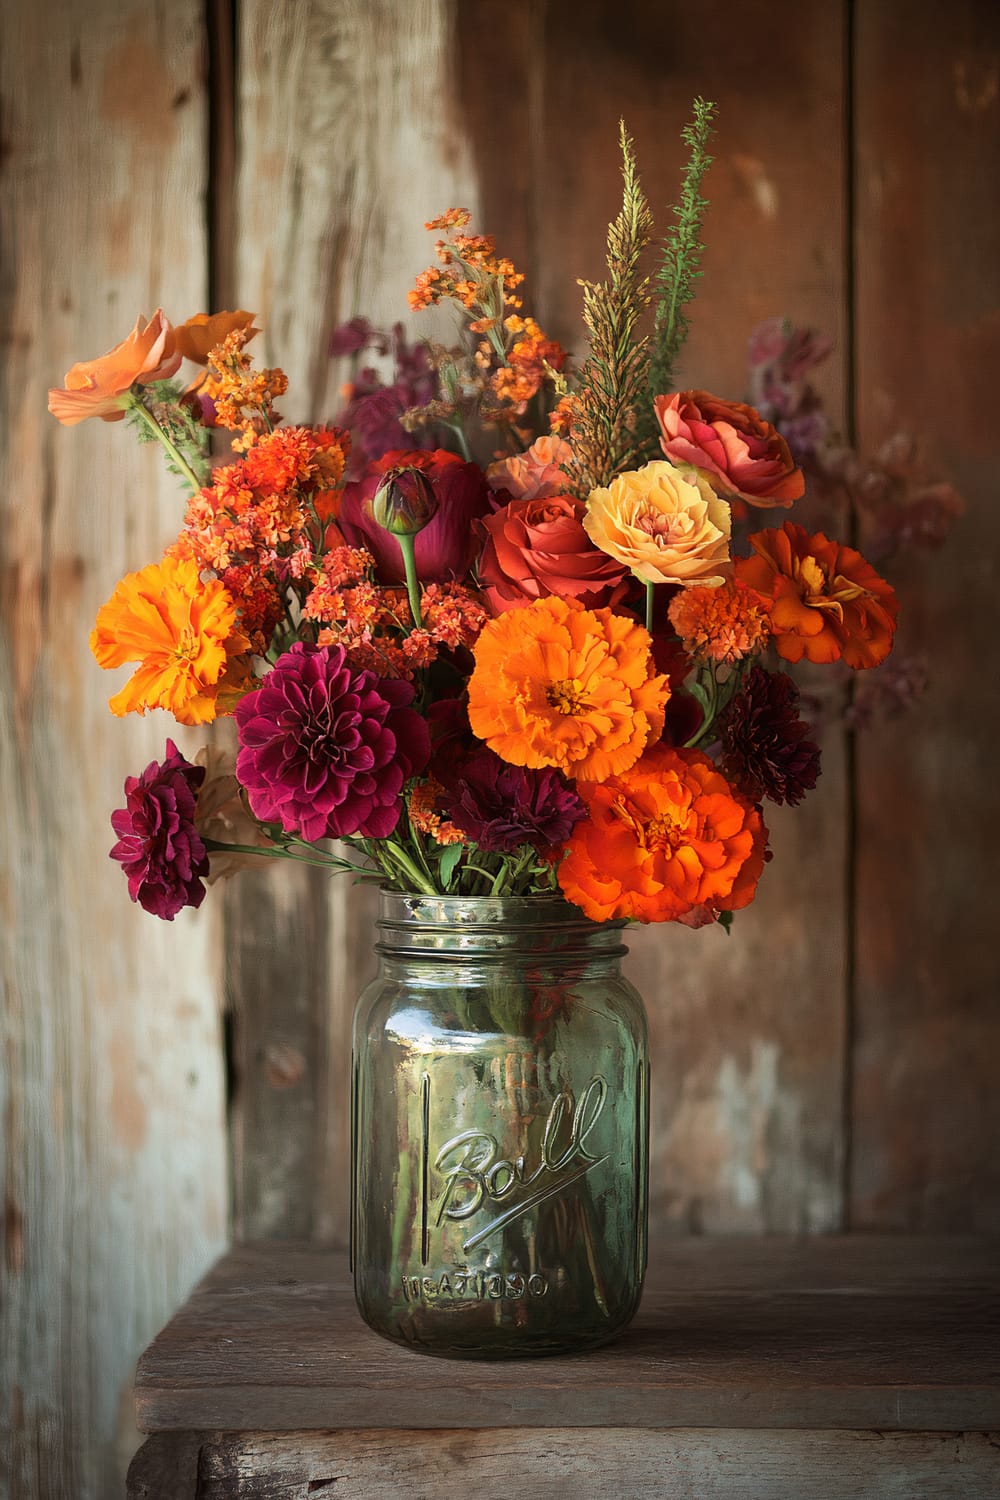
[716,910,734,935]
[439,842,463,888]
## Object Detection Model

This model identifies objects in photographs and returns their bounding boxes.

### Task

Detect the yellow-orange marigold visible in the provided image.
[467,596,669,783]
[735,520,899,669]
[558,744,769,923]
[668,579,771,665]
[90,555,248,725]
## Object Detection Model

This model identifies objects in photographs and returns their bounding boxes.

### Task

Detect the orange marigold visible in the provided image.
[558,745,769,923]
[90,555,249,725]
[735,520,899,669]
[467,596,669,783]
[668,579,771,665]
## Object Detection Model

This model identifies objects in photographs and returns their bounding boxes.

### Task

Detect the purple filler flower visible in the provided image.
[440,750,585,854]
[110,740,209,920]
[235,642,430,842]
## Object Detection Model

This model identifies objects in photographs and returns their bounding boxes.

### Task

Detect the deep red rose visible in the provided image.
[478,493,629,614]
[339,448,489,582]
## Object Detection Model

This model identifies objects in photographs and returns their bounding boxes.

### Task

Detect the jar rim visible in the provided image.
[374,888,628,959]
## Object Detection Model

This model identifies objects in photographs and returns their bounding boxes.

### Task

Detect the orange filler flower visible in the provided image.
[735,520,899,668]
[48,310,181,425]
[668,579,771,665]
[90,555,248,725]
[467,595,669,783]
[558,744,769,923]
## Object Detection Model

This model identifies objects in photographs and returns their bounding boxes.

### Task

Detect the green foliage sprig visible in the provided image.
[565,123,654,497]
[637,97,716,457]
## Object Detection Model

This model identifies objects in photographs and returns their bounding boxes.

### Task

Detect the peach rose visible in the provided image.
[584,461,732,587]
[486,436,573,500]
[173,310,259,365]
[48,310,181,426]
[479,493,630,614]
[655,389,804,508]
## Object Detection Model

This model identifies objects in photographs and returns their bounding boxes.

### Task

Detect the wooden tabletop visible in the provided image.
[134,1237,1000,1435]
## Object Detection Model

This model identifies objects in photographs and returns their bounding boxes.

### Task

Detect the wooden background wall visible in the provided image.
[2,0,997,1494]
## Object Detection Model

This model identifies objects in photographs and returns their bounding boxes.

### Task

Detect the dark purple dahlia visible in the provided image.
[234,642,430,842]
[110,740,209,920]
[720,666,821,807]
[440,749,585,854]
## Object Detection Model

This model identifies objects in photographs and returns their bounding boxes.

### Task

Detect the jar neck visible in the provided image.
[374,890,628,969]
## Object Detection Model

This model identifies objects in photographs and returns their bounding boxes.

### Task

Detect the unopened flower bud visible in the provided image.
[369,466,438,537]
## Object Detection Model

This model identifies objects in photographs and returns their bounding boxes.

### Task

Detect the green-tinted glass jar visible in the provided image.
[351,892,649,1358]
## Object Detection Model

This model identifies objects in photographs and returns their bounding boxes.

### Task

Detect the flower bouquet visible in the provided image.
[51,104,905,1357]
[50,103,898,930]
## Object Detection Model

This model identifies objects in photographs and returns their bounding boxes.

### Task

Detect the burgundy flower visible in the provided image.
[339,449,490,583]
[110,740,209,920]
[440,749,585,854]
[720,666,821,807]
[235,642,430,841]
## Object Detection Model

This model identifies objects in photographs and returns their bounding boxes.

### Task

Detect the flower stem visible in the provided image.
[202,837,373,875]
[645,580,655,635]
[397,533,424,629]
[380,840,439,896]
[447,420,472,462]
[127,393,204,494]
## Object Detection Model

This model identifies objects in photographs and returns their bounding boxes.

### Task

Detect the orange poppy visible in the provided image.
[48,310,181,425]
[558,744,769,923]
[467,595,669,783]
[173,310,260,365]
[735,521,898,669]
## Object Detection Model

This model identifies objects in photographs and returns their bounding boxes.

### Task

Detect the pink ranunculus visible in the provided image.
[339,449,490,583]
[654,389,805,509]
[486,435,574,500]
[479,493,630,615]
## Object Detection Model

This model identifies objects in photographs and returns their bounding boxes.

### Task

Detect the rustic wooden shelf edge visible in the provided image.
[128,1427,1000,1500]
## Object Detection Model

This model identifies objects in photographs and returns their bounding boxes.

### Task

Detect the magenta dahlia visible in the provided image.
[110,740,209,920]
[234,642,430,841]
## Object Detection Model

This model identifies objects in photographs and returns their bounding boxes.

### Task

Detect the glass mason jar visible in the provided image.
[351,891,649,1358]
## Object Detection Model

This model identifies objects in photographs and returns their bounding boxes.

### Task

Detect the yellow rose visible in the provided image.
[584,461,732,587]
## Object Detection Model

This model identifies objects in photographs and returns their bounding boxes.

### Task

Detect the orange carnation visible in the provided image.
[735,521,898,669]
[90,555,249,725]
[558,745,769,924]
[48,310,181,425]
[668,578,771,665]
[173,310,259,365]
[467,596,669,783]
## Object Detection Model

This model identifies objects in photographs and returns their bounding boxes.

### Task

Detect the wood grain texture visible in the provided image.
[134,1239,1000,1434]
[851,0,1000,1231]
[0,3,227,1496]
[191,1428,1000,1500]
[227,0,479,1242]
[458,0,850,1235]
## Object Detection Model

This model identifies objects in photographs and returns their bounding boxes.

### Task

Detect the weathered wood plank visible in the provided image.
[134,1239,1000,1434]
[458,0,850,1233]
[196,1428,1000,1500]
[228,0,479,1242]
[851,0,1000,1230]
[0,3,227,1496]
